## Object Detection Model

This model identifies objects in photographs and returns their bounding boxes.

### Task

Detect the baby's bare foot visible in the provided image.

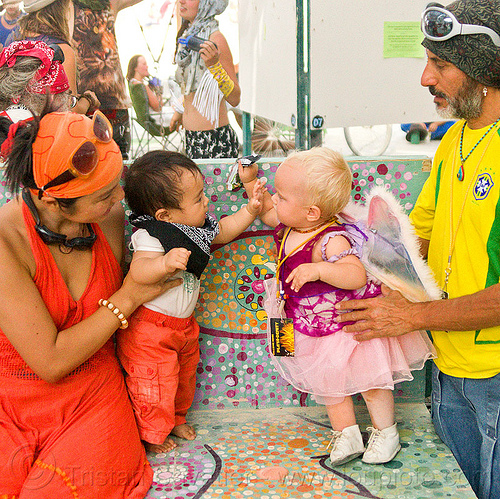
[144,437,177,454]
[171,423,196,440]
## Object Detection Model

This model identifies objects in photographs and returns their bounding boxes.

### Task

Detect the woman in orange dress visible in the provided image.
[0,109,179,497]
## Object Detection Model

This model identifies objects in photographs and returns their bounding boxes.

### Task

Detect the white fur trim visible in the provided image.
[341,187,441,302]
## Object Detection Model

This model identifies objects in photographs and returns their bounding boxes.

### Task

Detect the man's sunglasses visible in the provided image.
[38,110,113,199]
[421,5,500,47]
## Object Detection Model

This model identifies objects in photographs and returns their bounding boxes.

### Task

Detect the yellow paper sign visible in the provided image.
[384,22,425,58]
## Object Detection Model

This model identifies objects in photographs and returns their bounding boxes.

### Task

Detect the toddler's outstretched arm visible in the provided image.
[215,179,265,244]
[238,161,278,227]
[129,248,191,285]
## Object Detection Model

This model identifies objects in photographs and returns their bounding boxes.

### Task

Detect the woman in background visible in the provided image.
[171,0,240,159]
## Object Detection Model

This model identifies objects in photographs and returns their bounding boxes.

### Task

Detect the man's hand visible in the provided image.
[335,285,421,341]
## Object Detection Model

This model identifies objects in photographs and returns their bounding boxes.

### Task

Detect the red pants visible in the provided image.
[116,306,200,445]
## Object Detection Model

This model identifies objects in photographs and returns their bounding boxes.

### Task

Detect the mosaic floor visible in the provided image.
[145,404,476,499]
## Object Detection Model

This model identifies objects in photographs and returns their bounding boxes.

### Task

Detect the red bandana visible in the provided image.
[0,40,69,95]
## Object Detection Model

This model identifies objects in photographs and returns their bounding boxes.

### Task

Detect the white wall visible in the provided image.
[239,0,440,128]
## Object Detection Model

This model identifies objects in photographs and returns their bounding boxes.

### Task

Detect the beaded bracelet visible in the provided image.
[208,62,235,98]
[98,299,129,329]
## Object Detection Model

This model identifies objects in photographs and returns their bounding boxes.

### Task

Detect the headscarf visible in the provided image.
[175,0,229,96]
[422,0,500,88]
[0,40,70,94]
[32,113,122,199]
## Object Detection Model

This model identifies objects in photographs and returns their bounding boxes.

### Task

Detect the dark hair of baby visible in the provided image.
[124,150,202,217]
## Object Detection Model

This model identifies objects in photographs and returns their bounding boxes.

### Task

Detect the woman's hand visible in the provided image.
[73,90,101,115]
[199,40,220,68]
[170,111,183,132]
[121,268,182,310]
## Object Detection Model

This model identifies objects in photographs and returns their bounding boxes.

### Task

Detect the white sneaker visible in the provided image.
[362,423,401,464]
[327,424,365,466]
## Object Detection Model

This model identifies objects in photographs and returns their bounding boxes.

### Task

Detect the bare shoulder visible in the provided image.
[210,31,231,53]
[312,233,351,260]
[110,0,143,15]
[0,200,35,274]
[60,43,75,63]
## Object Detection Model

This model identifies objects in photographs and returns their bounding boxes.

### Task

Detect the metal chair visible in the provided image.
[128,81,185,159]
[129,109,184,158]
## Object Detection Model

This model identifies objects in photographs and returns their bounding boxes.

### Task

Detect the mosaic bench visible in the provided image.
[176,157,434,410]
[0,156,476,498]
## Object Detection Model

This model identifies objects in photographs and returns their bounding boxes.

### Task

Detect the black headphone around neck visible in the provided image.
[22,189,96,250]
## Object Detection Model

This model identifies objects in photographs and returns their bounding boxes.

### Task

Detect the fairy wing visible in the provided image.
[342,187,441,303]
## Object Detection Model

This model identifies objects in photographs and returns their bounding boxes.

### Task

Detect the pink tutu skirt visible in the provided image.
[264,279,436,405]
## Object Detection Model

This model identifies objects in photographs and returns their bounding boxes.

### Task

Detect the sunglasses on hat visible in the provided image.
[37,110,113,199]
[421,4,500,47]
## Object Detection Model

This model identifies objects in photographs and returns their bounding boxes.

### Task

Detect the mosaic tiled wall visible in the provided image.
[183,158,432,410]
[0,156,433,410]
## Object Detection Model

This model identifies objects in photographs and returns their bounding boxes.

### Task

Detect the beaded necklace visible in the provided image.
[458,116,500,180]
[290,218,336,234]
[442,128,497,298]
[275,220,338,312]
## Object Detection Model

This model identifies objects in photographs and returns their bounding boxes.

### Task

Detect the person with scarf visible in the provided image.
[171,0,240,159]
[120,150,263,453]
[0,39,73,120]
[15,0,100,115]
[0,111,180,496]
[0,0,23,50]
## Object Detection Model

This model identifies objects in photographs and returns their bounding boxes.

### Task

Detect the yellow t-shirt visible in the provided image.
[410,119,500,378]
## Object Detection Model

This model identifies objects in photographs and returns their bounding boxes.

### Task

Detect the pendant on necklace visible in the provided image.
[457,163,465,181]
[59,244,73,254]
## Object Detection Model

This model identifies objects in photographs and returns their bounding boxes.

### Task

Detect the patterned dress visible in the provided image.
[266,224,436,405]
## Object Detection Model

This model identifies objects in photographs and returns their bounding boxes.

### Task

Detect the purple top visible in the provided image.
[274,223,381,337]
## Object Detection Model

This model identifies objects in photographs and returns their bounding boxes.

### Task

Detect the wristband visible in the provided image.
[78,93,93,110]
[207,62,235,98]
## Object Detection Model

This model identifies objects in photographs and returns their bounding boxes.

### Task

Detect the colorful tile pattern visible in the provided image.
[145,404,475,498]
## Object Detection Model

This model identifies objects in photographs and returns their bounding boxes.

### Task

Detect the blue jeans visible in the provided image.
[431,363,500,499]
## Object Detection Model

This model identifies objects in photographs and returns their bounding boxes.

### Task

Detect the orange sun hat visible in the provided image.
[32,112,122,199]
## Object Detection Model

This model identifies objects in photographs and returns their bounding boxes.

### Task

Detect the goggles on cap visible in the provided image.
[38,110,113,199]
[421,4,500,47]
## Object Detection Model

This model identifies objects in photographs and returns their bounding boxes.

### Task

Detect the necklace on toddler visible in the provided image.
[291,217,337,234]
